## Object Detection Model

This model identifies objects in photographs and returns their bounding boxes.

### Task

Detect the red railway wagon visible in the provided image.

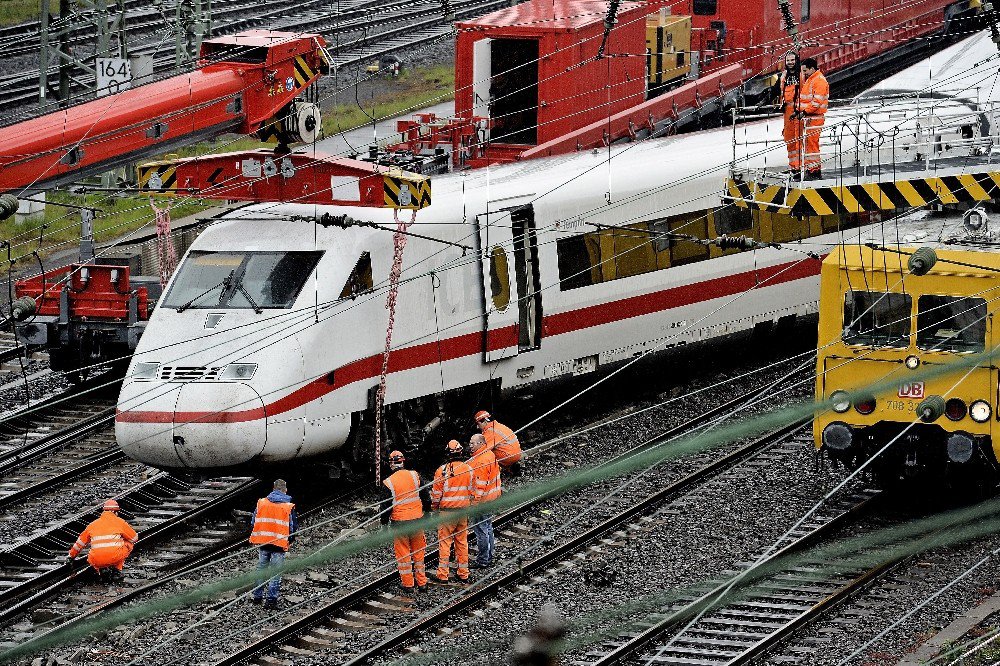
[443,0,974,166]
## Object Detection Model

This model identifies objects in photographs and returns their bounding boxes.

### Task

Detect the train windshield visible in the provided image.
[916,295,987,353]
[163,250,323,310]
[842,290,911,347]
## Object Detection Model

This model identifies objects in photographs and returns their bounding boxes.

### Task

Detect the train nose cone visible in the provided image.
[117,381,267,469]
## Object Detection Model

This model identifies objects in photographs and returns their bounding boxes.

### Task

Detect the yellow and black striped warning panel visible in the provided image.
[137,162,179,193]
[383,171,431,210]
[728,170,1000,216]
[293,55,316,89]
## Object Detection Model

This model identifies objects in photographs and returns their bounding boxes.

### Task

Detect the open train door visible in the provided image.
[476,209,520,362]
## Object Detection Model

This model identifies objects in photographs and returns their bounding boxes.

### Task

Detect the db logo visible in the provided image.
[899,382,925,399]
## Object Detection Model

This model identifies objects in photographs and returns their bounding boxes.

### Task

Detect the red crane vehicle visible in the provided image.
[3,29,430,377]
[370,0,980,173]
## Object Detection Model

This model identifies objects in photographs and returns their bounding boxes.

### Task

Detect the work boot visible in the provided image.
[805,170,822,181]
[249,596,263,606]
[263,598,278,610]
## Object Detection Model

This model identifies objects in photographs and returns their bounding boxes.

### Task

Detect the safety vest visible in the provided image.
[249,497,295,550]
[799,70,829,115]
[431,461,474,510]
[470,449,501,504]
[68,511,138,566]
[384,469,424,521]
[482,421,522,468]
[780,70,799,108]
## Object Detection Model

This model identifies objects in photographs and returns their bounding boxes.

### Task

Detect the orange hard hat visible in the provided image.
[446,440,463,458]
[103,499,120,512]
[474,410,492,423]
[388,450,405,468]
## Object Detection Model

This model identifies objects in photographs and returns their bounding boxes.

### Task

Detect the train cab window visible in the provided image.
[916,295,987,353]
[163,250,323,310]
[693,0,717,14]
[200,43,269,64]
[339,252,373,299]
[842,290,912,347]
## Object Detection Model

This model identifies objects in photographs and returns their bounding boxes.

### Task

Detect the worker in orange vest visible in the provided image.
[67,499,138,583]
[469,433,501,568]
[775,51,803,174]
[381,450,430,591]
[795,57,829,180]
[249,479,297,610]
[475,410,522,475]
[430,440,474,583]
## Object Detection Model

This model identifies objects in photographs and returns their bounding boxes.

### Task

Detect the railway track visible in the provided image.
[201,382,812,665]
[0,474,262,648]
[0,0,501,115]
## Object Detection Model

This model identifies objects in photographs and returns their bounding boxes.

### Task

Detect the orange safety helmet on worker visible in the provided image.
[67,499,138,572]
[777,51,803,171]
[796,57,829,178]
[475,410,522,468]
[431,440,474,582]
[381,450,430,589]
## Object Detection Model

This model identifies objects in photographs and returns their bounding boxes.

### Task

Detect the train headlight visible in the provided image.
[822,422,854,451]
[904,355,920,370]
[945,398,967,421]
[221,363,258,380]
[970,400,992,423]
[830,390,851,413]
[946,433,976,463]
[132,362,160,380]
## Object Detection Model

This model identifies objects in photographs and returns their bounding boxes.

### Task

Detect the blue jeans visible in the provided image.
[253,548,285,600]
[473,514,494,565]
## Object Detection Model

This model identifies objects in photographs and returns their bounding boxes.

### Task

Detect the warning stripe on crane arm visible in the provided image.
[137,163,178,193]
[293,55,315,88]
[727,171,1000,216]
[383,173,431,210]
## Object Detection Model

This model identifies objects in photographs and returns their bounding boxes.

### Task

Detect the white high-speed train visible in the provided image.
[115,31,1000,473]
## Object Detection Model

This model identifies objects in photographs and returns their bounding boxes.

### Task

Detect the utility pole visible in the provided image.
[38,0,127,108]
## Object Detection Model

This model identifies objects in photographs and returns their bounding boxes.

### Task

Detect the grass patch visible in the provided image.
[321,64,455,140]
[0,0,57,25]
[4,191,212,263]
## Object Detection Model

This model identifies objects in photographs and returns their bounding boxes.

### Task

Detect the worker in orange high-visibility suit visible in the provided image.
[796,57,829,180]
[775,51,802,173]
[67,499,138,583]
[381,450,431,591]
[249,478,297,610]
[475,410,522,475]
[431,440,474,583]
[469,433,501,568]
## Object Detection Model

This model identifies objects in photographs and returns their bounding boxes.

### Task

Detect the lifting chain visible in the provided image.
[150,199,177,288]
[373,208,418,485]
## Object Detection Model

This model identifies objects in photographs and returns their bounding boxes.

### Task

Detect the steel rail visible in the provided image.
[587,493,889,666]
[0,408,115,476]
[211,372,810,666]
[0,447,123,511]
[340,421,812,666]
[0,476,262,627]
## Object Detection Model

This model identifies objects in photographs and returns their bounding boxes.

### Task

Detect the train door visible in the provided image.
[511,205,543,351]
[490,38,539,144]
[476,209,521,362]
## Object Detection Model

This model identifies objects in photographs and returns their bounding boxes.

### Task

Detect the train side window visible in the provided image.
[916,295,987,353]
[556,234,603,290]
[843,291,912,347]
[714,206,753,235]
[669,215,710,266]
[693,0,718,15]
[613,225,658,279]
[339,252,373,299]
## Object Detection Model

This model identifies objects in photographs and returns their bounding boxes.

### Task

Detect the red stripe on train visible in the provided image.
[115,258,822,424]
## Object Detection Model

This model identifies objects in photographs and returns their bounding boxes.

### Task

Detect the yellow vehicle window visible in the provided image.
[842,291,911,348]
[916,295,987,353]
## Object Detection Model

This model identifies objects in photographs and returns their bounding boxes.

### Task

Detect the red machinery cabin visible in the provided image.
[0,30,328,194]
[454,0,649,164]
[681,0,972,82]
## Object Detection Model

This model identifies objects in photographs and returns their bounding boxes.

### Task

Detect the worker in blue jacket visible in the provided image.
[249,479,299,610]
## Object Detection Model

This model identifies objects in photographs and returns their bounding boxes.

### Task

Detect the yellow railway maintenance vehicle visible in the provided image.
[814,210,1000,488]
